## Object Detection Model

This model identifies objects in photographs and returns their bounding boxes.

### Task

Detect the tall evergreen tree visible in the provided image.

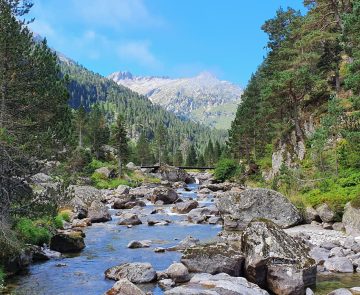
[136,131,151,166]
[186,144,198,166]
[155,123,167,165]
[88,104,109,158]
[111,115,129,177]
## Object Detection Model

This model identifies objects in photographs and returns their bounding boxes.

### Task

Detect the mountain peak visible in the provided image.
[109,71,133,81]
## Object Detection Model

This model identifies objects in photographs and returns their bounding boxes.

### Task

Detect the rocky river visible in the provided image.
[3,166,360,295]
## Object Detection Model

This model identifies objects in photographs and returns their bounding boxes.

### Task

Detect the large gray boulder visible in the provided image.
[216,188,302,230]
[164,273,269,295]
[150,187,179,204]
[104,279,145,295]
[105,262,157,283]
[181,242,244,276]
[117,213,142,226]
[88,200,112,223]
[342,202,360,236]
[241,220,317,295]
[324,257,354,273]
[66,185,101,205]
[165,263,190,283]
[316,203,335,223]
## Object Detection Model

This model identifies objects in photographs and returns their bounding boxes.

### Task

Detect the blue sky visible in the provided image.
[28,0,304,87]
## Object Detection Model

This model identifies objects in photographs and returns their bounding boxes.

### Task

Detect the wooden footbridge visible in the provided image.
[140,165,214,170]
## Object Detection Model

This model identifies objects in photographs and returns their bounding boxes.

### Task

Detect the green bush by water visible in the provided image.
[15,218,51,246]
[214,158,241,182]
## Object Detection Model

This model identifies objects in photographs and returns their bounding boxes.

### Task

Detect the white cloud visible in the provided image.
[73,0,163,29]
[117,41,161,68]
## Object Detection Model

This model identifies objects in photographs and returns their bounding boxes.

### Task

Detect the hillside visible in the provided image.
[109,71,243,129]
[59,57,226,153]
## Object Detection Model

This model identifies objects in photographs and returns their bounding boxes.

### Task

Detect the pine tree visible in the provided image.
[186,144,198,166]
[75,105,87,148]
[88,104,109,158]
[136,132,151,166]
[155,123,167,165]
[111,115,129,177]
[173,149,184,166]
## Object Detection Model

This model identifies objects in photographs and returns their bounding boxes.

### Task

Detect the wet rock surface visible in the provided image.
[105,262,157,283]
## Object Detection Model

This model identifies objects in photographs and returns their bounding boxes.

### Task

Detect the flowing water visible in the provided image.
[5,184,221,295]
[3,184,360,294]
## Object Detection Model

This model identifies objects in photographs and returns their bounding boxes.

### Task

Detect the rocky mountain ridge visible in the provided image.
[108,71,243,129]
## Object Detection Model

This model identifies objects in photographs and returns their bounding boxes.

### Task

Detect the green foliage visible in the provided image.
[91,172,134,189]
[54,211,71,229]
[68,147,92,173]
[15,218,51,246]
[0,265,4,286]
[214,158,240,182]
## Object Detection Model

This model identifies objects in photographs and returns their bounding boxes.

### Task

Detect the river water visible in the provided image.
[4,184,360,294]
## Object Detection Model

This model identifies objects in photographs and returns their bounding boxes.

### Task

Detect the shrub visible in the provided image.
[15,218,51,246]
[91,172,135,189]
[54,210,71,229]
[68,148,92,173]
[214,158,240,182]
[0,266,4,286]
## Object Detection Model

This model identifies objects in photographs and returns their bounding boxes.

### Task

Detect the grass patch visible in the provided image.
[15,218,51,246]
[91,172,135,189]
[54,210,72,229]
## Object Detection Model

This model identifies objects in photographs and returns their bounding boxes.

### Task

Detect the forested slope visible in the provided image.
[228,0,360,213]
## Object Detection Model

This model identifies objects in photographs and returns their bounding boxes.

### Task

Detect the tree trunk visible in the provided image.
[79,125,83,148]
[0,82,6,129]
[335,67,341,93]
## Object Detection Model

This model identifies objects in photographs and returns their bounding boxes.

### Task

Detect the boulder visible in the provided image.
[172,200,198,214]
[129,186,154,198]
[95,167,114,179]
[168,236,200,251]
[309,247,330,264]
[117,213,142,226]
[67,185,102,205]
[156,165,195,183]
[328,289,353,295]
[104,278,145,295]
[30,173,53,184]
[304,207,320,224]
[4,248,33,276]
[324,257,354,273]
[105,262,157,283]
[158,279,175,290]
[115,185,130,195]
[216,188,302,230]
[72,218,91,228]
[127,240,151,249]
[187,207,217,224]
[342,202,360,236]
[88,200,112,223]
[241,220,316,295]
[181,242,244,276]
[113,195,143,209]
[316,203,335,223]
[50,231,85,253]
[126,162,138,170]
[69,196,88,219]
[165,263,190,283]
[164,273,269,295]
[150,187,179,204]
[332,222,345,232]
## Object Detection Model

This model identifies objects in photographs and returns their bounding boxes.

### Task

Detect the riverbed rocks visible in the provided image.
[50,230,85,253]
[172,200,198,214]
[216,188,302,230]
[323,257,354,273]
[164,273,269,295]
[127,240,151,249]
[187,206,219,224]
[181,242,244,276]
[164,263,190,283]
[88,200,112,223]
[342,202,360,236]
[105,262,157,283]
[95,167,115,179]
[113,195,145,209]
[316,203,335,223]
[105,278,145,295]
[67,185,102,205]
[117,213,142,226]
[155,165,195,183]
[241,220,316,295]
[304,207,321,224]
[150,187,179,204]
